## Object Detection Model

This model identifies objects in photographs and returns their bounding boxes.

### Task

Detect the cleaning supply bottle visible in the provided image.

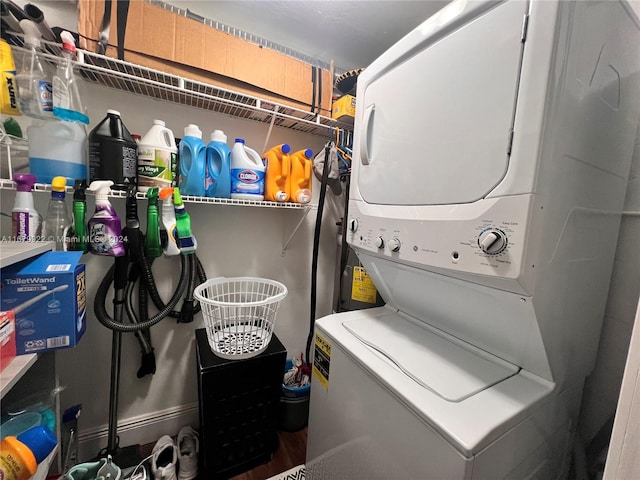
[88,110,137,190]
[88,180,125,256]
[11,173,41,241]
[0,425,57,480]
[290,148,314,204]
[52,31,89,124]
[178,124,206,197]
[41,176,72,251]
[173,188,197,254]
[145,187,162,258]
[263,143,291,202]
[69,179,88,253]
[0,39,20,116]
[205,130,231,198]
[14,19,52,119]
[158,187,180,256]
[137,119,178,192]
[27,119,88,184]
[230,138,265,201]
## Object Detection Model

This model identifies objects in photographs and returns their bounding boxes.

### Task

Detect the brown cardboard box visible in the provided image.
[77,0,332,116]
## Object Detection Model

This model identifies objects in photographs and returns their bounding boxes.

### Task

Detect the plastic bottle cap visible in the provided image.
[184,124,202,139]
[304,148,314,158]
[51,176,67,193]
[13,173,38,192]
[153,120,166,127]
[210,130,227,143]
[235,138,245,144]
[107,109,121,116]
[16,425,57,464]
[281,144,291,154]
[60,31,77,54]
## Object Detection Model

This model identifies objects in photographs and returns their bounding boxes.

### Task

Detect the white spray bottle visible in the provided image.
[12,173,42,241]
[158,187,180,256]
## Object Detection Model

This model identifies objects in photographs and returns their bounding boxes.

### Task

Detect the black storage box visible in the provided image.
[195,328,287,479]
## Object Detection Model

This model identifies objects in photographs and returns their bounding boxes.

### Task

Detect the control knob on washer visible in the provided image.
[374,237,384,249]
[349,218,358,233]
[478,229,507,254]
[388,238,401,252]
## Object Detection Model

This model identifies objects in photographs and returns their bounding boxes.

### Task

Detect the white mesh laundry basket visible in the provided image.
[194,277,288,360]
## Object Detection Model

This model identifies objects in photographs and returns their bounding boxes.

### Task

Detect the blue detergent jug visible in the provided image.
[206,130,231,198]
[178,124,206,197]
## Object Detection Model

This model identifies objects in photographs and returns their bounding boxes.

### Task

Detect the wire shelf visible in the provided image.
[8,43,347,137]
[0,179,312,209]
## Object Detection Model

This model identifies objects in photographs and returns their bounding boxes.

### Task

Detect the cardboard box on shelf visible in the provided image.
[332,94,356,124]
[0,251,86,355]
[78,0,333,116]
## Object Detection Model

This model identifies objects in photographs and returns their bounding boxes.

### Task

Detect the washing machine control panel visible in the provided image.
[347,195,533,280]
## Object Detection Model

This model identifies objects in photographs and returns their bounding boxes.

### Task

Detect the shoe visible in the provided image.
[177,425,199,480]
[151,435,178,480]
[64,454,122,480]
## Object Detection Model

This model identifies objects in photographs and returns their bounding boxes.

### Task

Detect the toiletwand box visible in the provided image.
[0,251,87,355]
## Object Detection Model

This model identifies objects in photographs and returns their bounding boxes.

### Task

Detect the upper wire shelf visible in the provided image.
[9,42,347,137]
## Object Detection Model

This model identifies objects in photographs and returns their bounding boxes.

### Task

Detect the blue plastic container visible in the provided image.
[206,130,231,198]
[178,124,207,197]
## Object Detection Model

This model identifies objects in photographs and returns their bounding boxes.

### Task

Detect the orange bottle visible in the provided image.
[263,144,291,202]
[0,426,57,480]
[290,149,313,204]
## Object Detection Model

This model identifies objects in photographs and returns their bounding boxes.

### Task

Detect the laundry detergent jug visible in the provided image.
[88,110,137,190]
[290,148,313,204]
[230,138,265,201]
[263,143,291,202]
[206,130,231,198]
[178,124,206,197]
[137,119,177,192]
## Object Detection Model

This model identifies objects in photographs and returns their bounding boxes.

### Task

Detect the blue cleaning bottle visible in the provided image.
[206,130,231,198]
[178,124,206,197]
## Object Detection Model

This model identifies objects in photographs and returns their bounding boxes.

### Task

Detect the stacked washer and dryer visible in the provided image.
[306,1,640,479]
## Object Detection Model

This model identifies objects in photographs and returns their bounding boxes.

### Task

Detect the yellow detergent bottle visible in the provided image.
[0,39,20,115]
[290,148,313,204]
[263,143,291,202]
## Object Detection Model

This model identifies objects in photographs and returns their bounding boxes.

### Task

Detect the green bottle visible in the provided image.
[173,188,197,254]
[145,187,162,258]
[70,179,88,253]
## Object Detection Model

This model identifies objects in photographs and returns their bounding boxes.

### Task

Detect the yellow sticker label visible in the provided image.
[312,333,331,390]
[351,266,378,303]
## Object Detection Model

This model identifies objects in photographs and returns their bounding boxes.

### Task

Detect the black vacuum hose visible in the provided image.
[305,143,332,364]
[94,254,188,332]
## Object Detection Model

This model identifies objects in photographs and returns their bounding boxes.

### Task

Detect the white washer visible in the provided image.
[306,1,640,479]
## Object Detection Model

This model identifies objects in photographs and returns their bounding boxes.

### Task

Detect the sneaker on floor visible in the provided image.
[151,435,178,480]
[177,425,199,480]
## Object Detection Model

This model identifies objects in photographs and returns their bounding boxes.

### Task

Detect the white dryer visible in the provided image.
[306,1,640,479]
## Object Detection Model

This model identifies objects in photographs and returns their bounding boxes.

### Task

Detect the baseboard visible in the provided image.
[77,402,200,462]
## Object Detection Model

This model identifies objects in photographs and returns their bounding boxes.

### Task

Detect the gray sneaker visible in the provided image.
[64,455,122,480]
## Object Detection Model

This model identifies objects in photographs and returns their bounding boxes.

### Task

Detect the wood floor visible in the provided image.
[140,428,307,480]
[230,428,307,480]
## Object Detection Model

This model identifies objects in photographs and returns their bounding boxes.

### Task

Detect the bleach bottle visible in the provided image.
[290,148,314,204]
[178,124,206,197]
[137,120,177,192]
[230,138,265,201]
[263,144,291,202]
[206,130,231,198]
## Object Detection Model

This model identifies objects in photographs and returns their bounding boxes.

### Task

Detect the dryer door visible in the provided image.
[357,0,527,206]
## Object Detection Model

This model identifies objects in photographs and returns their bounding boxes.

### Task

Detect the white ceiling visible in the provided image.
[167,1,449,72]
